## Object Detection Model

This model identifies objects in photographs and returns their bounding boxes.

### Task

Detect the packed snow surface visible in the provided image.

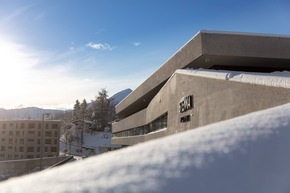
[1,103,290,193]
[178,68,290,88]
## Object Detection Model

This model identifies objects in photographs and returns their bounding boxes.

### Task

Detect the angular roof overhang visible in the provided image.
[116,31,290,118]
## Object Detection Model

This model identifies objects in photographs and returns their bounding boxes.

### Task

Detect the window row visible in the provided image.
[113,113,168,138]
[0,138,58,145]
[0,146,58,153]
[0,123,59,130]
[0,154,57,160]
[1,130,58,137]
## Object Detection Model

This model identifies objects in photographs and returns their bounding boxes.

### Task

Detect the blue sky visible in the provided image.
[0,0,290,109]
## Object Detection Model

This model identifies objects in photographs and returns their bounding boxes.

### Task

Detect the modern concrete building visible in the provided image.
[112,30,290,146]
[0,120,60,161]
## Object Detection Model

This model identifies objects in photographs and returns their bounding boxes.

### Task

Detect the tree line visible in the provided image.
[55,88,116,132]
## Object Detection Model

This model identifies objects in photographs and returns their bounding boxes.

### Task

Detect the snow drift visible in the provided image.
[1,103,290,193]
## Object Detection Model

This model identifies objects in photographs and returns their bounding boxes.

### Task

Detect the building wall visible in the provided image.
[112,73,290,146]
[0,120,60,161]
[0,156,69,181]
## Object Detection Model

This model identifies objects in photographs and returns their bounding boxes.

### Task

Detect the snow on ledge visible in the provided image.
[177,68,290,88]
[1,103,290,193]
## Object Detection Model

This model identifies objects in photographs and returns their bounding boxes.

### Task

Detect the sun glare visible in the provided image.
[0,37,38,107]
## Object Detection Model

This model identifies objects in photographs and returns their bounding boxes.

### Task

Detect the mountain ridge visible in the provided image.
[0,88,132,120]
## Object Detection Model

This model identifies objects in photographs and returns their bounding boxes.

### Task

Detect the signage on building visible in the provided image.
[179,95,193,113]
[180,115,191,122]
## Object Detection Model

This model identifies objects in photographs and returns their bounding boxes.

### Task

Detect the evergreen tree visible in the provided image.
[80,99,88,119]
[92,88,111,131]
[73,100,81,120]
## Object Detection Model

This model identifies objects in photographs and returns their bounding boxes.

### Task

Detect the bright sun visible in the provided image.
[0,37,37,107]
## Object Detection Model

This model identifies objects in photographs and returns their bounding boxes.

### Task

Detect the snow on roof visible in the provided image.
[177,68,290,88]
[1,103,290,193]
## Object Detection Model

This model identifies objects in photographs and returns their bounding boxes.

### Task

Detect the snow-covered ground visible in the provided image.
[60,130,121,157]
[1,103,290,193]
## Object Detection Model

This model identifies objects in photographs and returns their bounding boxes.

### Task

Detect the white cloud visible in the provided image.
[86,42,114,51]
[133,42,141,46]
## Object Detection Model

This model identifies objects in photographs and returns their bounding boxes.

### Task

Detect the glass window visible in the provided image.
[52,124,58,129]
[28,123,35,129]
[45,131,52,137]
[45,139,51,144]
[28,131,35,134]
[27,147,34,152]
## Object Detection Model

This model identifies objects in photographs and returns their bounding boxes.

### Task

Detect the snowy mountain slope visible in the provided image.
[110,88,132,106]
[1,103,290,193]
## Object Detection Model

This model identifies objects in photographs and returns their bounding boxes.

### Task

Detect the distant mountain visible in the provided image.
[110,88,132,106]
[0,107,64,121]
[0,89,132,121]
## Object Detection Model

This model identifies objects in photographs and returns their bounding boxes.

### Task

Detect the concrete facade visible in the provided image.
[0,120,60,161]
[116,31,290,119]
[113,70,290,146]
[112,31,290,146]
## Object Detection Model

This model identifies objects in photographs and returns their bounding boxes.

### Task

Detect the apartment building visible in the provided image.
[0,120,60,161]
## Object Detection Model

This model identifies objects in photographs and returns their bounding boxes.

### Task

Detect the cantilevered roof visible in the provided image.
[116,30,290,118]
